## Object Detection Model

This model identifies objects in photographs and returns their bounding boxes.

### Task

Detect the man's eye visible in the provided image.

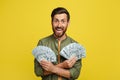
[62,20,66,23]
[54,20,58,22]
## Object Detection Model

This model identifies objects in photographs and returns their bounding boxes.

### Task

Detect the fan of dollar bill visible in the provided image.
[60,43,86,60]
[32,43,86,62]
[32,46,57,62]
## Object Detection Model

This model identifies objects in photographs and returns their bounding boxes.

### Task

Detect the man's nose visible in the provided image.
[58,21,62,27]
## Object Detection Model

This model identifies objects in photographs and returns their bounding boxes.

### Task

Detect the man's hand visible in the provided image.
[62,56,77,68]
[40,57,77,76]
[40,60,71,78]
[40,60,55,72]
[40,56,77,71]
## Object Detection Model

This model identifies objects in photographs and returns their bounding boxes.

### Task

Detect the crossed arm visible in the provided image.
[34,57,82,79]
[40,57,77,78]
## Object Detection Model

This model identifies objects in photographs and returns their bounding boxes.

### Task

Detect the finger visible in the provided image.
[73,56,77,60]
[69,58,75,63]
[69,56,76,61]
[40,60,45,64]
[40,61,48,67]
[72,57,77,63]
[40,63,46,67]
[41,60,48,63]
[69,57,74,62]
[72,57,77,61]
[42,66,48,71]
[69,57,77,66]
[41,63,49,69]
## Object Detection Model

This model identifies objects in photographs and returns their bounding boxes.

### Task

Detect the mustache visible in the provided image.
[55,27,63,30]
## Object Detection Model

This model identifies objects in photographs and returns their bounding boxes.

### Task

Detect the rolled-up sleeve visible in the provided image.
[69,59,82,79]
[34,59,44,77]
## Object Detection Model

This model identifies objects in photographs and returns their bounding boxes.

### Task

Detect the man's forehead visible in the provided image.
[53,13,67,20]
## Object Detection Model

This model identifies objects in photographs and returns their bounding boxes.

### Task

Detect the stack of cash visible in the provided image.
[32,46,57,62]
[60,43,86,60]
[32,43,86,62]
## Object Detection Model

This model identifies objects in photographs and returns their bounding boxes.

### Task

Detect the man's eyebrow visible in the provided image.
[54,18,66,20]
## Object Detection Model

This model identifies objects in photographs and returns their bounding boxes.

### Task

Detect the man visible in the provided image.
[34,7,84,80]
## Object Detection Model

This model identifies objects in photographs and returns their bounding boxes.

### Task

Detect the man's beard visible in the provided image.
[52,27,67,38]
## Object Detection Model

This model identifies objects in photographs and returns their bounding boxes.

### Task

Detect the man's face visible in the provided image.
[52,13,69,38]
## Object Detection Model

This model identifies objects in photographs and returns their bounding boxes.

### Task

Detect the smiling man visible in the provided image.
[34,7,85,80]
[52,13,68,39]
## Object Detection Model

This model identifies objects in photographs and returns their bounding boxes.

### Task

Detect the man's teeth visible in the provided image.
[56,28,62,31]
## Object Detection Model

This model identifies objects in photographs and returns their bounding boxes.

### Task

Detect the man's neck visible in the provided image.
[54,34,67,42]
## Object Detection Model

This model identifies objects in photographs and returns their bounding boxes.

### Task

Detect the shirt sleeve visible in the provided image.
[34,40,44,77]
[34,59,44,77]
[69,59,82,79]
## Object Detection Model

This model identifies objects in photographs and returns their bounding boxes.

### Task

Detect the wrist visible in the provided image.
[60,62,65,68]
[52,66,58,73]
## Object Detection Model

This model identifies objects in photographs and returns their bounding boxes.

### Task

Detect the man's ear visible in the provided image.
[67,20,70,26]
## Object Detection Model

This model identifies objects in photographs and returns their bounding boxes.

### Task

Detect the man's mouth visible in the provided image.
[55,27,63,31]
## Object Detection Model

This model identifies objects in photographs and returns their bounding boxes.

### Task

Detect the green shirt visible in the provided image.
[34,34,82,80]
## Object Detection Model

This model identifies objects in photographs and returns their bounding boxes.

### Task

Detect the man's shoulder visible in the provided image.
[37,35,53,46]
[39,35,53,42]
[67,36,78,43]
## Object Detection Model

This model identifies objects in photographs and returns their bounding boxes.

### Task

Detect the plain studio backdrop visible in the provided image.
[0,0,120,80]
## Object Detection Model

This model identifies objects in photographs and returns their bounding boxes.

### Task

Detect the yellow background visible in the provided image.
[0,0,120,80]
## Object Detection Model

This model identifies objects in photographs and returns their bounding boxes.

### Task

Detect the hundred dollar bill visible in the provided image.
[32,46,57,62]
[60,43,86,60]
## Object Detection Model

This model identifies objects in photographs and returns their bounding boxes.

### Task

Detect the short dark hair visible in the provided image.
[51,7,70,21]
